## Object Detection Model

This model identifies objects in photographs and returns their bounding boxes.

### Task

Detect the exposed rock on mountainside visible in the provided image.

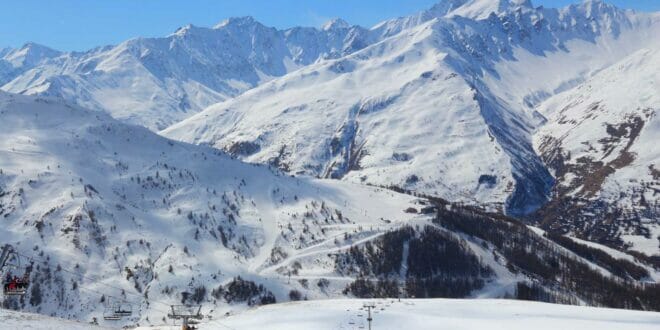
[533,48,660,254]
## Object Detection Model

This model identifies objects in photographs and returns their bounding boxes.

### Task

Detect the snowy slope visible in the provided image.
[0,91,431,325]
[0,308,110,330]
[533,47,660,252]
[5,298,659,330]
[164,19,518,213]
[0,43,62,86]
[1,18,374,130]
[3,91,657,326]
[163,0,660,217]
[136,298,660,330]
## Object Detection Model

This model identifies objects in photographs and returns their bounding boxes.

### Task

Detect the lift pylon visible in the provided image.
[168,305,203,330]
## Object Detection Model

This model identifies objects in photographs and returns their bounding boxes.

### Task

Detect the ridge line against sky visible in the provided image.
[1,0,659,52]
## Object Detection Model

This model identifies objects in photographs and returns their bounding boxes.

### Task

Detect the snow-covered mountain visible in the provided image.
[0,90,424,323]
[163,0,660,219]
[2,92,658,326]
[0,43,62,85]
[1,0,660,326]
[1,18,374,130]
[534,47,659,252]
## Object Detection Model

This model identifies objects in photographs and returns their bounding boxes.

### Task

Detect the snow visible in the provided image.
[0,0,659,327]
[567,235,660,282]
[322,18,351,31]
[533,46,660,251]
[3,91,640,326]
[0,308,110,329]
[135,298,660,330]
[0,91,436,325]
[621,224,660,256]
[162,18,518,211]
[163,0,660,218]
[4,298,658,330]
[1,17,376,130]
[445,0,533,20]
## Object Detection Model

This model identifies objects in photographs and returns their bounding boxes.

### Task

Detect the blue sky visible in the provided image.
[1,0,658,51]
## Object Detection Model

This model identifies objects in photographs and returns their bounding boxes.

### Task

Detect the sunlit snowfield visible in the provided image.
[132,299,660,330]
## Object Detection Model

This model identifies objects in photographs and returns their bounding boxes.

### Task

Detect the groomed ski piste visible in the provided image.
[4,298,657,330]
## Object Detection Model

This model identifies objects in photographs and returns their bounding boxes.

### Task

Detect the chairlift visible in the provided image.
[103,311,121,320]
[103,304,121,321]
[0,244,30,296]
[103,299,132,320]
[114,302,133,316]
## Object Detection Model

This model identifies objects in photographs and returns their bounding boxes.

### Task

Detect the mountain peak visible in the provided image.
[2,42,60,67]
[18,42,59,54]
[322,18,351,31]
[568,0,623,17]
[214,16,260,29]
[434,0,534,19]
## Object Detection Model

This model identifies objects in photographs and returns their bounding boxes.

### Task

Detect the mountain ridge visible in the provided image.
[162,0,660,221]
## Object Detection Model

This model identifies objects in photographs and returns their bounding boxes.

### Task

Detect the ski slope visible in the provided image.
[135,298,660,330]
[2,298,659,330]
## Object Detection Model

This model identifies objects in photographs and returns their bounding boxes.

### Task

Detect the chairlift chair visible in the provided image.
[103,304,121,321]
[114,302,133,316]
[1,245,30,296]
[4,285,27,296]
[103,298,131,320]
